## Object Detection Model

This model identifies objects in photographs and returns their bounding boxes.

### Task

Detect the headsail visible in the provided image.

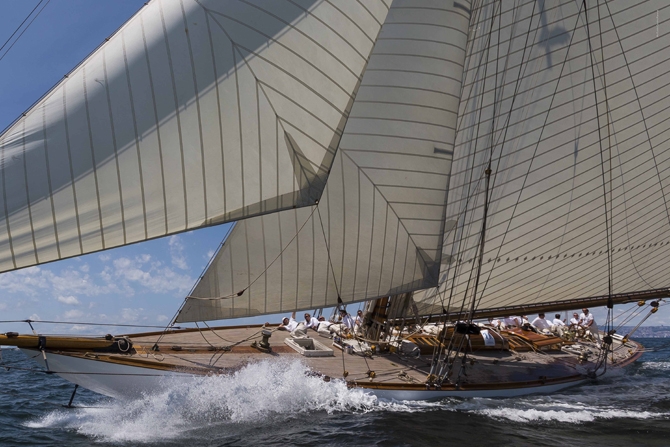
[175,0,469,322]
[0,0,388,271]
[414,0,670,316]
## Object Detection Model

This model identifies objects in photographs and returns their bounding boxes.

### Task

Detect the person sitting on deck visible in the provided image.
[278,312,307,337]
[339,309,355,331]
[579,308,601,344]
[531,313,552,333]
[488,317,501,328]
[316,316,334,338]
[502,316,519,328]
[551,313,567,337]
[552,314,566,327]
[303,313,319,331]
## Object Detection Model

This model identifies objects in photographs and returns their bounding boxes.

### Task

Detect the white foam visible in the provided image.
[641,361,670,370]
[475,405,667,424]
[24,358,670,441]
[24,359,387,443]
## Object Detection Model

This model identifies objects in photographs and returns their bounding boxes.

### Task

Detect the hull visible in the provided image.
[21,348,587,401]
[15,325,644,402]
[21,349,193,399]
[368,378,588,400]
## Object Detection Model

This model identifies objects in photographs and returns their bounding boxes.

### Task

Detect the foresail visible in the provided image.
[175,0,469,322]
[414,0,670,316]
[0,0,387,271]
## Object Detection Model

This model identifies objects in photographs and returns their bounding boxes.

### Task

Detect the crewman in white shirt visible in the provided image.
[531,313,552,332]
[355,310,364,327]
[552,314,566,327]
[279,312,299,332]
[303,313,319,331]
[579,308,601,343]
[569,312,581,329]
[279,312,307,336]
[551,313,567,337]
[339,309,355,330]
[488,317,501,328]
[503,316,520,328]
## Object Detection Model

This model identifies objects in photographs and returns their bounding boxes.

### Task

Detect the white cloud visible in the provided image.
[0,303,6,311]
[157,315,169,322]
[120,307,145,323]
[69,325,89,333]
[0,266,49,295]
[29,313,41,321]
[168,235,188,270]
[79,264,90,273]
[205,250,215,261]
[99,254,111,262]
[0,265,112,298]
[57,295,80,305]
[111,256,193,295]
[63,309,84,319]
[51,269,108,297]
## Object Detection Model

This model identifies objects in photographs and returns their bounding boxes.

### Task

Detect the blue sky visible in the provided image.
[0,0,666,335]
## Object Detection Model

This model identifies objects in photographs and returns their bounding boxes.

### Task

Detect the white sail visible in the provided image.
[414,0,670,315]
[175,0,469,322]
[0,0,389,271]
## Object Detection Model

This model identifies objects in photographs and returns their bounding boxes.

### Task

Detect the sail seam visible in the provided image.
[120,32,149,241]
[139,13,169,236]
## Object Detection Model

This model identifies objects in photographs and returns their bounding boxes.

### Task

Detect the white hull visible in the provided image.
[22,348,586,401]
[22,349,193,400]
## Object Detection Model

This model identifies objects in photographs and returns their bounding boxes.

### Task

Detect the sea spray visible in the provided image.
[19,348,670,443]
[25,358,380,443]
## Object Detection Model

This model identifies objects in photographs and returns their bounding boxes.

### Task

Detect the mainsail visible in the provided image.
[414,0,670,316]
[175,0,469,322]
[0,0,388,272]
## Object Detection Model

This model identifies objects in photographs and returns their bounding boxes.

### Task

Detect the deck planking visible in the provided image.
[82,325,640,388]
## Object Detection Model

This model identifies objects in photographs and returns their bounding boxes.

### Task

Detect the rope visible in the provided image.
[0,319,181,329]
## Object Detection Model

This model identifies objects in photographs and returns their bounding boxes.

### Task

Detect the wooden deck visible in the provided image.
[3,324,643,393]
[66,325,640,391]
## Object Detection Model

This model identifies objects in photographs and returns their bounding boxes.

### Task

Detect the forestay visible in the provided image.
[414,0,670,316]
[0,0,387,271]
[176,0,469,322]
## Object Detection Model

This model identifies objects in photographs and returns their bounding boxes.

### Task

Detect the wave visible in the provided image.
[640,361,670,370]
[475,406,667,423]
[22,355,670,442]
[24,359,382,443]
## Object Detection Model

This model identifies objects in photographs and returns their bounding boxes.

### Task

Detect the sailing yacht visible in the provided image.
[0,0,666,400]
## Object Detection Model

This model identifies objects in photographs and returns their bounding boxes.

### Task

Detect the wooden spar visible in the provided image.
[0,334,116,350]
[412,288,669,322]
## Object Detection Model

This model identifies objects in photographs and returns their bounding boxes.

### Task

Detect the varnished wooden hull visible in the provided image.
[13,324,644,401]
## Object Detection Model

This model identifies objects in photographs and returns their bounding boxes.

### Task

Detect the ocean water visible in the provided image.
[1,339,669,446]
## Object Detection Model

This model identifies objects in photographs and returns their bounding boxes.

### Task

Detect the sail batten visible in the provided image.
[0,0,392,272]
[413,0,670,317]
[176,0,468,323]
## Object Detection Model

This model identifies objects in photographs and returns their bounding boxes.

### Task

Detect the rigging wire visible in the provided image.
[0,319,181,330]
[475,0,587,310]
[0,0,50,64]
[0,0,44,55]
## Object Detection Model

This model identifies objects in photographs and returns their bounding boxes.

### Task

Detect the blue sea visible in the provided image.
[1,339,669,446]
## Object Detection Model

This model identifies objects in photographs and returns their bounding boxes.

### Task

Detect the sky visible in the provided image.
[0,0,667,336]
